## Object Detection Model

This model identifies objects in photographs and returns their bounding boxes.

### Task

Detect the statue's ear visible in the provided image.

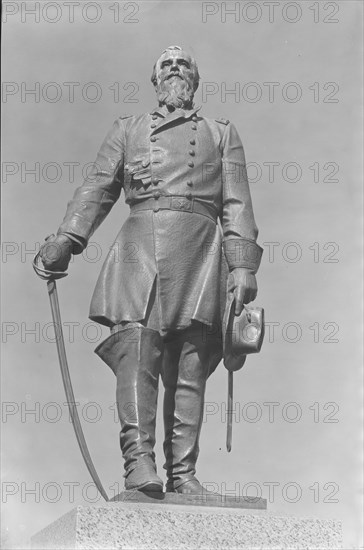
[151,64,158,88]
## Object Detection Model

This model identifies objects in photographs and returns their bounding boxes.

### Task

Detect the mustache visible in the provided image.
[163,72,184,81]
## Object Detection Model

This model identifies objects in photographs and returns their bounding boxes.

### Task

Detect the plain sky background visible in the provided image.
[1,1,363,548]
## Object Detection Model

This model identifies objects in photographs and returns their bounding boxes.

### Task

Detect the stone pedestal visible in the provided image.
[31,494,342,550]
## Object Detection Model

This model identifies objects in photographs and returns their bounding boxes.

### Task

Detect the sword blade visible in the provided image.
[47,279,109,502]
[226,370,233,452]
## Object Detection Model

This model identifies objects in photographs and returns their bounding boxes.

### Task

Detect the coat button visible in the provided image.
[153,191,160,199]
[187,180,193,186]
[188,150,195,156]
[186,192,192,200]
[151,123,157,128]
[188,161,194,168]
[191,125,197,130]
[152,115,158,120]
[192,116,198,122]
[189,139,196,145]
[150,136,157,142]
[152,177,159,185]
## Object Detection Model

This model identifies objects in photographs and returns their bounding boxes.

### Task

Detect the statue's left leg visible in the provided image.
[161,322,221,494]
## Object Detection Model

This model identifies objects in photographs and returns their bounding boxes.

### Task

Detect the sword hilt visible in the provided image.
[33,251,68,280]
[32,236,68,281]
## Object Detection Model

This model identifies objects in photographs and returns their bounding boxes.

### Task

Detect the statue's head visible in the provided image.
[151,46,200,110]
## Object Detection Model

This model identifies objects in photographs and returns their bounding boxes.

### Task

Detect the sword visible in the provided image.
[226,371,233,452]
[33,250,109,502]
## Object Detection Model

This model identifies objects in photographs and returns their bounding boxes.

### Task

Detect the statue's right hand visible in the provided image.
[40,234,72,272]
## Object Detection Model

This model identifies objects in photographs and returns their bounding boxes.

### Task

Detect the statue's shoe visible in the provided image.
[125,463,163,492]
[166,478,221,496]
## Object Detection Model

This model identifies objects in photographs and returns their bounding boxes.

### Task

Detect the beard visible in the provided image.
[156,75,195,110]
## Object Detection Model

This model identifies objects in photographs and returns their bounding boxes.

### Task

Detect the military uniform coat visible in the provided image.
[58,105,259,330]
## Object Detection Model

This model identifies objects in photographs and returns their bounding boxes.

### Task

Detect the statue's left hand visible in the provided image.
[227,268,257,315]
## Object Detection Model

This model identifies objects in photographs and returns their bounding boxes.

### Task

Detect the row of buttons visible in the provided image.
[188,116,198,169]
[150,115,160,184]
[151,114,158,135]
[150,114,158,141]
[149,113,198,189]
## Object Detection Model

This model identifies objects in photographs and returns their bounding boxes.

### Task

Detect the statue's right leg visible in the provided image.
[95,325,164,492]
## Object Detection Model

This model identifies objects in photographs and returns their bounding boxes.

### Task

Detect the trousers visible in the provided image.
[100,275,222,487]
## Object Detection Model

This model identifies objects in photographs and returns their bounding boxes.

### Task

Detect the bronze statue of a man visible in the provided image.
[40,46,262,495]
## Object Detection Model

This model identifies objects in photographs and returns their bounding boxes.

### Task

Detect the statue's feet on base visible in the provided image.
[166,478,221,496]
[125,463,163,493]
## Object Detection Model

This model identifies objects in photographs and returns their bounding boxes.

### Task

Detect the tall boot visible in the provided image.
[95,326,164,492]
[161,325,215,494]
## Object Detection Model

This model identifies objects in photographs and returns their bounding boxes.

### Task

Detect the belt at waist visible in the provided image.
[129,196,218,222]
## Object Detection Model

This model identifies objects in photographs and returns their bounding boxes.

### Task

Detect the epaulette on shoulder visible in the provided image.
[120,114,133,120]
[215,117,230,125]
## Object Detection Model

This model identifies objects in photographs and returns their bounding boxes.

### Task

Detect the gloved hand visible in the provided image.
[227,267,257,315]
[40,234,73,272]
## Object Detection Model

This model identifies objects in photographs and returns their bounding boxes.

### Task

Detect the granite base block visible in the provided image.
[110,489,267,509]
[31,501,342,550]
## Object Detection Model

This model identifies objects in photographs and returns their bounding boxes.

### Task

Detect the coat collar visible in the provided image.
[150,104,201,119]
[149,105,201,134]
